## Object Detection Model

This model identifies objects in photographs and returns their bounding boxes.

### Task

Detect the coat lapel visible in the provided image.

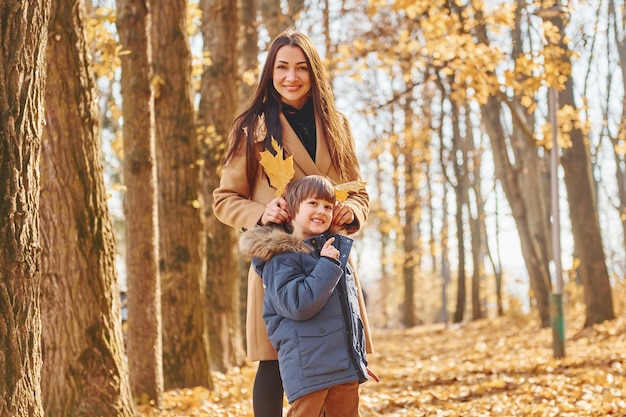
[280,112,332,177]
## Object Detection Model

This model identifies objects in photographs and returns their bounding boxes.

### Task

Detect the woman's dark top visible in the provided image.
[283,98,317,160]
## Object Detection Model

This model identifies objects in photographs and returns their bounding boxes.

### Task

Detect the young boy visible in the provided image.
[239,175,369,417]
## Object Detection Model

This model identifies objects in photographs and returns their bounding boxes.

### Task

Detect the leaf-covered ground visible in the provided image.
[138,288,626,416]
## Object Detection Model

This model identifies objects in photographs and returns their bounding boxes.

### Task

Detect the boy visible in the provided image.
[239,175,369,417]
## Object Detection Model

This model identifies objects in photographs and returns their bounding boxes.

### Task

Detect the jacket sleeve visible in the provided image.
[263,254,343,321]
[212,152,266,232]
[340,115,369,235]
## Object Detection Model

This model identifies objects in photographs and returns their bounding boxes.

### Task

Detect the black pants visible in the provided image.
[253,360,284,417]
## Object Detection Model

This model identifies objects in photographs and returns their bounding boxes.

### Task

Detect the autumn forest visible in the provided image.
[1,0,625,416]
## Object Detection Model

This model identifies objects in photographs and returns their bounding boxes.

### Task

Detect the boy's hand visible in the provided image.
[321,237,339,260]
[367,367,380,382]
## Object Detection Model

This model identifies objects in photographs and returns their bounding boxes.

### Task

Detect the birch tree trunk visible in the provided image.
[40,0,136,414]
[0,1,49,415]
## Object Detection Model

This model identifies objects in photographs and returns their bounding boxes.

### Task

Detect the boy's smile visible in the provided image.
[291,197,334,240]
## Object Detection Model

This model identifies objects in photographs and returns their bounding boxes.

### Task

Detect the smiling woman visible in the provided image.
[212,27,373,417]
[272,45,312,108]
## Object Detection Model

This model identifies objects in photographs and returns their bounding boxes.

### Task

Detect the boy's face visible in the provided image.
[291,197,334,240]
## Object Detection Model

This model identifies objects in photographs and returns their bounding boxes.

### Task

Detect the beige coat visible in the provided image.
[213,113,373,361]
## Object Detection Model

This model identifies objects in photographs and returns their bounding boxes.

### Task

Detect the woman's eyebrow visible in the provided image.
[275,59,308,65]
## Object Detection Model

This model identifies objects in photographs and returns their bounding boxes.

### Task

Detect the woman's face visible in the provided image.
[272,45,311,109]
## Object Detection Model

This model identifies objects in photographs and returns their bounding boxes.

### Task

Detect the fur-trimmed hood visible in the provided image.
[238,225,314,262]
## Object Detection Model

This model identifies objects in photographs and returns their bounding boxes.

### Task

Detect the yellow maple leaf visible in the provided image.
[258,137,295,197]
[334,180,367,203]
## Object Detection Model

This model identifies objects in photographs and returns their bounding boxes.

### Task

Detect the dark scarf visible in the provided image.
[282,98,316,160]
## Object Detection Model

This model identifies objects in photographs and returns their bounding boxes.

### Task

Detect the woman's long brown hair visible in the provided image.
[221,27,358,186]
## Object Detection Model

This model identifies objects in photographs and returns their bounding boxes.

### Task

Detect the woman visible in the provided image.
[213,27,373,417]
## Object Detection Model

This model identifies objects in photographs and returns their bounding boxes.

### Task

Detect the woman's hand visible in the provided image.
[260,197,289,225]
[332,202,355,226]
[321,237,339,260]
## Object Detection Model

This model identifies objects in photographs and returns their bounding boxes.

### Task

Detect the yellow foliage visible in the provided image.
[186,2,202,38]
[86,7,119,81]
[139,298,626,416]
[258,138,295,197]
[334,181,368,203]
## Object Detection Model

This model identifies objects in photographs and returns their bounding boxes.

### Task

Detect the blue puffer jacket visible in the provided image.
[238,225,368,403]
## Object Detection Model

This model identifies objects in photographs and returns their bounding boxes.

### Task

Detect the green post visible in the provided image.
[550,293,565,358]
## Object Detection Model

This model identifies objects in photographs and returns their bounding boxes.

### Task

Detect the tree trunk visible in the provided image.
[259,0,288,39]
[452,183,467,324]
[237,0,260,342]
[151,0,212,389]
[440,181,451,325]
[40,0,136,415]
[199,0,246,371]
[0,1,49,416]
[556,13,615,326]
[400,103,419,327]
[370,147,391,328]
[449,100,468,324]
[615,20,626,261]
[467,1,553,327]
[480,96,552,327]
[116,0,164,405]
[486,183,504,317]
[239,0,259,110]
[466,108,486,320]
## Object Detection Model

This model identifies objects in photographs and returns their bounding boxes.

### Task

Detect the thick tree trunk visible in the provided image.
[151,0,211,389]
[239,0,259,110]
[560,77,615,327]
[0,1,49,416]
[116,0,164,405]
[259,0,288,39]
[199,0,246,371]
[40,0,136,415]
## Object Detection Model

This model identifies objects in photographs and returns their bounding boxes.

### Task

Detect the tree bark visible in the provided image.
[259,0,288,39]
[467,110,486,321]
[480,96,552,326]
[239,0,259,110]
[199,0,246,371]
[0,1,49,416]
[116,0,164,405]
[613,0,626,262]
[471,2,553,326]
[40,0,136,415]
[555,14,615,326]
[151,0,211,389]
[449,100,468,324]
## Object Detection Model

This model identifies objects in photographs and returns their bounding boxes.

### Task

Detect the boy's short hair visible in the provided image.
[285,175,336,218]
